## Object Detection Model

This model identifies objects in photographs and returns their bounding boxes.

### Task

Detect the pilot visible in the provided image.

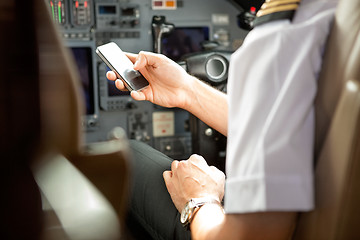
[107,0,338,239]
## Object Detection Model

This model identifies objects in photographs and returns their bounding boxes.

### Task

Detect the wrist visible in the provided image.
[182,75,202,112]
[180,197,222,230]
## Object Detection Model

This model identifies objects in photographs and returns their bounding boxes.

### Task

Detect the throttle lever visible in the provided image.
[151,16,175,53]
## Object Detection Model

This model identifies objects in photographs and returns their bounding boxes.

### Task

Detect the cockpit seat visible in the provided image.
[293,0,360,238]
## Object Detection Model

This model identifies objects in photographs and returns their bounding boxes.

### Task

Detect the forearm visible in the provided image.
[190,205,297,240]
[184,76,228,136]
[190,203,226,240]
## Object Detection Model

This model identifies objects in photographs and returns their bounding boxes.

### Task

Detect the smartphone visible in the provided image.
[96,42,149,91]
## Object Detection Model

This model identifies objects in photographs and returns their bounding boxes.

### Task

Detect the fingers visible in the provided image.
[114,79,126,91]
[133,51,163,70]
[111,75,147,99]
[163,170,174,194]
[189,154,206,162]
[170,160,179,175]
[133,52,149,70]
[163,160,179,181]
[210,166,221,174]
[130,90,146,101]
[188,154,209,169]
[106,71,117,81]
[163,170,172,183]
[124,51,156,70]
[124,52,138,63]
[188,155,225,183]
[163,160,179,190]
[108,51,162,75]
[107,71,127,91]
[210,166,225,180]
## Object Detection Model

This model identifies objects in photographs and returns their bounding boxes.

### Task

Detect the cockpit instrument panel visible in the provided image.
[47,0,247,162]
[71,0,94,27]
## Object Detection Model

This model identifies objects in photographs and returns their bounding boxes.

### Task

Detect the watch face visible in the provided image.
[181,202,190,224]
[181,198,219,226]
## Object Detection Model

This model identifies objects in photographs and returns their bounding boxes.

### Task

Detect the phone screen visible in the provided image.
[96,42,149,91]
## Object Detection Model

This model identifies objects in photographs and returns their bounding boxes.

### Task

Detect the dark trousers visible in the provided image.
[125,140,191,240]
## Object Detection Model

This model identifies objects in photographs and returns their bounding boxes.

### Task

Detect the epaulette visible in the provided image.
[253,0,301,27]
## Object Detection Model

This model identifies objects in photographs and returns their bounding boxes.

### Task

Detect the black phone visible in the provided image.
[96,42,149,91]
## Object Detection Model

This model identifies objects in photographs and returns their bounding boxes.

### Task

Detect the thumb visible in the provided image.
[163,170,173,190]
[134,51,160,70]
[125,52,138,63]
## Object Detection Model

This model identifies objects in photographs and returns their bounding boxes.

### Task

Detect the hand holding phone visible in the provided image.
[96,42,149,91]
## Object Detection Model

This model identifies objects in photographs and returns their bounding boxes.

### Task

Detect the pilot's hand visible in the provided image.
[106,51,196,109]
[163,154,225,213]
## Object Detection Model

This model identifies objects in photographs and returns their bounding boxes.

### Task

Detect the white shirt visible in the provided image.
[225,0,338,213]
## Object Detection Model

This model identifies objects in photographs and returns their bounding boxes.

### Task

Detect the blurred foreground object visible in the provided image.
[0,0,131,239]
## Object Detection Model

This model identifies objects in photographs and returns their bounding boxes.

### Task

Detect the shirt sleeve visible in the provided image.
[224,7,335,213]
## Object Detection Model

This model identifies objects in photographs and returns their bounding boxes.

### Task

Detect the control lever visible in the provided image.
[151,16,175,53]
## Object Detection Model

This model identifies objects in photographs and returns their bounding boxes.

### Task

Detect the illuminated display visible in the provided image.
[72,0,92,26]
[98,5,117,14]
[49,0,66,25]
[162,27,209,61]
[70,47,95,115]
[152,0,177,10]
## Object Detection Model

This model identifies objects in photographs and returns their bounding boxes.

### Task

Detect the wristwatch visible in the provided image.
[180,197,220,229]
